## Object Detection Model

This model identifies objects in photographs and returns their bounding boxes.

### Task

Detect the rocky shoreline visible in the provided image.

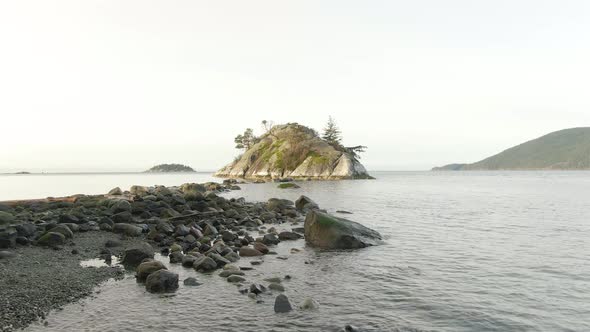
[0,180,380,332]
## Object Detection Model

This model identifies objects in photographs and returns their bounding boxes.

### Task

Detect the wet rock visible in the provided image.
[221,230,237,242]
[274,294,293,313]
[181,255,197,267]
[300,297,320,310]
[15,223,36,237]
[104,239,121,247]
[208,252,231,268]
[268,283,285,292]
[0,211,15,225]
[122,244,154,267]
[224,251,240,262]
[264,277,282,283]
[169,251,184,264]
[112,211,132,223]
[249,283,267,295]
[295,195,319,212]
[0,250,16,259]
[37,232,66,247]
[203,224,218,236]
[219,269,245,277]
[183,277,202,286]
[59,214,80,224]
[145,270,179,293]
[175,225,190,236]
[262,233,280,246]
[227,275,246,283]
[136,260,167,281]
[304,210,382,249]
[278,231,302,241]
[170,243,182,252]
[193,256,218,272]
[253,242,269,254]
[111,200,132,213]
[112,223,143,237]
[277,183,300,189]
[239,246,263,257]
[344,325,360,332]
[108,187,123,195]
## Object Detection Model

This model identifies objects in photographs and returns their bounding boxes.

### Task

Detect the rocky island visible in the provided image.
[0,181,381,331]
[433,127,590,170]
[144,164,196,173]
[215,121,373,180]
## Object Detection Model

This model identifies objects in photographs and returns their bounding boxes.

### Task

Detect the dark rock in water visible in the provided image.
[145,270,179,293]
[183,277,201,286]
[227,275,246,283]
[268,282,285,292]
[169,251,184,264]
[262,233,280,246]
[221,230,237,242]
[278,231,302,241]
[266,198,294,212]
[122,244,154,266]
[239,246,263,257]
[253,242,269,254]
[193,256,218,272]
[112,223,143,237]
[71,249,79,255]
[208,253,231,268]
[181,255,197,267]
[136,260,167,281]
[295,195,319,212]
[274,294,293,313]
[249,283,267,295]
[277,182,300,189]
[344,325,360,332]
[336,210,353,214]
[304,210,382,249]
[37,232,66,247]
[108,187,123,195]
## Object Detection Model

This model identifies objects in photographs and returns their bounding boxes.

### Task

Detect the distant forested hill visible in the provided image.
[433,128,590,170]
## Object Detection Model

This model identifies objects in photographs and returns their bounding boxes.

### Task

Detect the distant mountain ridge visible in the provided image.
[433,127,590,171]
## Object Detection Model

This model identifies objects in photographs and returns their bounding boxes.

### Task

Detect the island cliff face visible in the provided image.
[433,127,590,170]
[215,123,372,180]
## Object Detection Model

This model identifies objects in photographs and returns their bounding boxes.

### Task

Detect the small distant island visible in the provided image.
[15,171,31,174]
[144,164,196,173]
[433,127,590,170]
[215,118,372,180]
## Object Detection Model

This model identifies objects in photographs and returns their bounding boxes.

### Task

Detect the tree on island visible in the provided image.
[234,128,259,151]
[322,116,342,147]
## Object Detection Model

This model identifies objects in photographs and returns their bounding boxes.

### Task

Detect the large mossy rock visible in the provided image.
[122,243,154,267]
[136,260,167,281]
[304,211,382,249]
[37,232,66,247]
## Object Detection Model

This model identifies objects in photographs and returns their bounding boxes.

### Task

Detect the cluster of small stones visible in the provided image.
[0,179,322,318]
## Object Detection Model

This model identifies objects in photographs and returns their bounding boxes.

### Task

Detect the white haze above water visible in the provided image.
[2,1,590,172]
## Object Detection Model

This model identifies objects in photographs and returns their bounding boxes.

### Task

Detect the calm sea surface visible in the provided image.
[3,171,589,332]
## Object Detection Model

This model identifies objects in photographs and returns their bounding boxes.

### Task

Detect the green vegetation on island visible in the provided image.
[433,127,590,170]
[144,164,196,173]
[217,118,372,180]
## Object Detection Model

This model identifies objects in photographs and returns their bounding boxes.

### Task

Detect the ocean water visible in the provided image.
[7,171,590,332]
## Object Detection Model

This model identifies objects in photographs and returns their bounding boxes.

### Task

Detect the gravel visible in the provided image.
[0,232,145,332]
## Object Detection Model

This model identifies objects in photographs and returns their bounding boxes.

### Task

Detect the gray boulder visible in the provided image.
[113,223,143,237]
[193,256,218,272]
[136,260,167,281]
[183,277,201,286]
[145,270,179,293]
[122,244,154,266]
[295,195,319,212]
[37,232,66,247]
[274,294,293,313]
[304,211,382,249]
[108,187,123,195]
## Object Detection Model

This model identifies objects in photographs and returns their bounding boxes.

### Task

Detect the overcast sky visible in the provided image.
[1,0,589,172]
